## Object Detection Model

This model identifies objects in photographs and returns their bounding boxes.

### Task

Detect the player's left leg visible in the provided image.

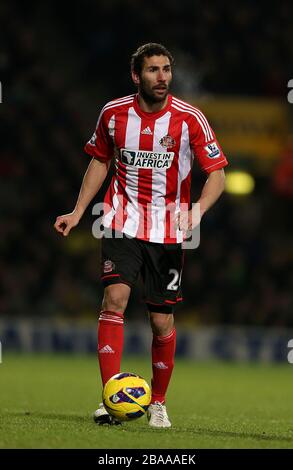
[141,240,184,427]
[147,311,175,428]
[149,311,176,405]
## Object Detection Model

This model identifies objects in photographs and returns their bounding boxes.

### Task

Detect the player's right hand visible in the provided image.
[54,212,80,237]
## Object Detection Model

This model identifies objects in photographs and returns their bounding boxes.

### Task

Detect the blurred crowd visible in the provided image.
[1,1,292,326]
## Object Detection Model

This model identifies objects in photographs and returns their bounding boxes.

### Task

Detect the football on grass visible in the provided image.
[102,372,151,421]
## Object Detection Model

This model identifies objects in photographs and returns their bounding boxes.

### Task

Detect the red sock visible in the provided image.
[151,328,176,404]
[97,310,124,386]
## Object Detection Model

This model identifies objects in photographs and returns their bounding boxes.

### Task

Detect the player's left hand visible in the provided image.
[175,206,201,232]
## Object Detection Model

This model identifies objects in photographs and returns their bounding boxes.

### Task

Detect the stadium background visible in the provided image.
[1,1,293,360]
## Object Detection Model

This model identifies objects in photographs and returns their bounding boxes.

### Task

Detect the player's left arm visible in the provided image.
[197,168,225,217]
[177,111,228,231]
[176,169,225,231]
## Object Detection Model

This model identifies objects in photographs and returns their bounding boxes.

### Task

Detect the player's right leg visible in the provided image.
[98,283,130,388]
[94,283,130,425]
[94,231,143,425]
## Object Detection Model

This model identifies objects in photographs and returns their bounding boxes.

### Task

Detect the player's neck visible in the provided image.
[137,94,169,114]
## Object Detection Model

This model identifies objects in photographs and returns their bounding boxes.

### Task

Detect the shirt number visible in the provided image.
[167,269,182,291]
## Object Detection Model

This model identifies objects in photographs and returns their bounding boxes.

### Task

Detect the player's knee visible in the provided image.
[150,313,174,336]
[102,284,130,314]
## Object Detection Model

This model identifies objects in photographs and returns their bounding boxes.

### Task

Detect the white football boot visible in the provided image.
[147,402,171,428]
[93,403,121,425]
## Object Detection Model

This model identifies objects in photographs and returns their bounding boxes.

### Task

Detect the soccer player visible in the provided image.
[54,43,227,428]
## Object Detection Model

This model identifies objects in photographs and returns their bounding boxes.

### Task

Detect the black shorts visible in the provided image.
[100,230,184,313]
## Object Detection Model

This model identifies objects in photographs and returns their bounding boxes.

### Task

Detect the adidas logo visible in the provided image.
[99,345,115,354]
[141,126,152,135]
[153,362,168,369]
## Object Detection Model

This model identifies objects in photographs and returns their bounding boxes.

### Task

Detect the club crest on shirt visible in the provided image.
[205,142,220,159]
[103,260,115,273]
[159,134,176,148]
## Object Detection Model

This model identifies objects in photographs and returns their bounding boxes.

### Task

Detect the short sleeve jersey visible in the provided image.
[85,94,228,243]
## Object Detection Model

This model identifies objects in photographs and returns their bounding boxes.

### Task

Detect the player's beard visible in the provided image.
[139,78,170,105]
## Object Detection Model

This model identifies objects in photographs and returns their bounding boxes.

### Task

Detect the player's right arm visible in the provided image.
[54,157,110,236]
[55,104,114,236]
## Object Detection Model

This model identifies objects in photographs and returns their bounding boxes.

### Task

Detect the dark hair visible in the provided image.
[131,43,174,75]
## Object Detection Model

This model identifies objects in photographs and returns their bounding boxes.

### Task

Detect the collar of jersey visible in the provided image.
[133,93,172,119]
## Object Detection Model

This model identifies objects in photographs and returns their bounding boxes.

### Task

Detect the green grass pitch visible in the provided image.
[0,354,292,449]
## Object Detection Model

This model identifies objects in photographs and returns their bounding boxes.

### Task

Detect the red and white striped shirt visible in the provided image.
[85,93,228,243]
